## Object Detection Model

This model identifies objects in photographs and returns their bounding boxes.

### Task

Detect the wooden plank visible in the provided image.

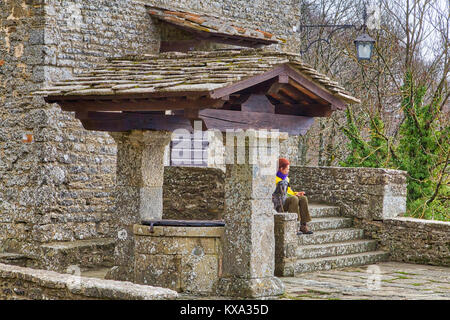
[198,108,315,135]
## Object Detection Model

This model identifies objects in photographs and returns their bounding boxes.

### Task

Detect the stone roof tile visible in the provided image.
[147,5,286,45]
[38,49,360,104]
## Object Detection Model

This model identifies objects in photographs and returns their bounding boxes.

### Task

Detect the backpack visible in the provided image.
[272,179,290,213]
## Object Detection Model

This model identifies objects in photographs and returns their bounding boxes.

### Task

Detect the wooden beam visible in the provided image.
[199,109,315,135]
[267,83,297,106]
[275,103,333,117]
[279,74,289,84]
[76,112,194,132]
[284,65,346,110]
[241,94,275,113]
[160,40,202,52]
[210,65,286,99]
[45,91,211,103]
[58,97,224,112]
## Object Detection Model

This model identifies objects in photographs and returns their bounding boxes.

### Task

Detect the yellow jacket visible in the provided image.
[275,176,296,197]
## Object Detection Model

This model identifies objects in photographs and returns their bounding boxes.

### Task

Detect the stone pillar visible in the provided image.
[217,130,287,297]
[106,130,171,281]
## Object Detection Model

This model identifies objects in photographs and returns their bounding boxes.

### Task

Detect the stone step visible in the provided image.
[40,238,115,272]
[0,252,31,267]
[296,239,378,259]
[293,251,389,274]
[297,228,364,246]
[309,203,341,218]
[306,217,353,232]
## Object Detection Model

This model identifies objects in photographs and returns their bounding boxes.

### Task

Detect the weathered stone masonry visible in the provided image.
[1,0,306,267]
[0,0,157,262]
[353,217,450,267]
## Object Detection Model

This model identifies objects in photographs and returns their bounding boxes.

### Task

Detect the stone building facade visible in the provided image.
[0,0,304,267]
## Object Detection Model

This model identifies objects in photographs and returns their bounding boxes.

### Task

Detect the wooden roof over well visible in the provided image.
[147,6,285,47]
[39,49,360,135]
[42,49,359,104]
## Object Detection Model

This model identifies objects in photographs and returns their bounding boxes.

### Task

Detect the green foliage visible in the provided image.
[339,108,389,168]
[340,72,449,221]
[396,73,437,202]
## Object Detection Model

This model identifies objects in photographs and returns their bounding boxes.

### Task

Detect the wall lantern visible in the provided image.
[295,4,376,61]
[354,33,376,61]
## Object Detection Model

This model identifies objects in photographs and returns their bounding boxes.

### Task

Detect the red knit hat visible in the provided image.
[278,158,290,169]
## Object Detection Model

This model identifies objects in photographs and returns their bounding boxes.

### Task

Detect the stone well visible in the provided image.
[133,222,224,294]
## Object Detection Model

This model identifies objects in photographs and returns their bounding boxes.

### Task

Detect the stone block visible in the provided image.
[134,253,182,291]
[225,164,275,199]
[133,224,224,238]
[181,254,219,294]
[217,276,284,298]
[135,236,187,255]
[139,186,163,221]
[134,224,223,294]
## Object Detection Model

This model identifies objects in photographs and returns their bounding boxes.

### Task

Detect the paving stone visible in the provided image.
[280,262,450,300]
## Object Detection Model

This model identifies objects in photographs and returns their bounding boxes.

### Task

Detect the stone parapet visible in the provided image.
[288,166,408,220]
[354,217,450,267]
[133,224,223,295]
[0,263,177,300]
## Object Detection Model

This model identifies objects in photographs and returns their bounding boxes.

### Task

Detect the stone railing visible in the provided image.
[288,166,408,220]
[0,263,177,300]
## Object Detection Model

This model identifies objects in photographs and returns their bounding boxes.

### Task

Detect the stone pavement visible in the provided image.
[279,262,450,300]
[82,262,449,300]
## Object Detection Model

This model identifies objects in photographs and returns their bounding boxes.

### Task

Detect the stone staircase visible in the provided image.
[291,203,388,274]
[0,238,115,274]
[39,238,115,273]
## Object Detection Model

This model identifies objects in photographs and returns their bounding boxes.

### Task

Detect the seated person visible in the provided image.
[275,158,313,235]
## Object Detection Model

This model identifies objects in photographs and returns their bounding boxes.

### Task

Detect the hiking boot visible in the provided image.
[299,224,313,235]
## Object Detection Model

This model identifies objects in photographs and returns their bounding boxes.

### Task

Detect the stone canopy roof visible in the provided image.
[41,49,360,105]
[147,6,285,46]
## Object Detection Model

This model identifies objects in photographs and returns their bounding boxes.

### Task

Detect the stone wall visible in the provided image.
[1,0,308,261]
[354,217,450,267]
[288,166,408,220]
[163,166,225,220]
[0,0,158,259]
[0,0,318,273]
[0,262,177,300]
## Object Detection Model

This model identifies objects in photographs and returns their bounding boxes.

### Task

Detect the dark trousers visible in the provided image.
[283,195,312,224]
